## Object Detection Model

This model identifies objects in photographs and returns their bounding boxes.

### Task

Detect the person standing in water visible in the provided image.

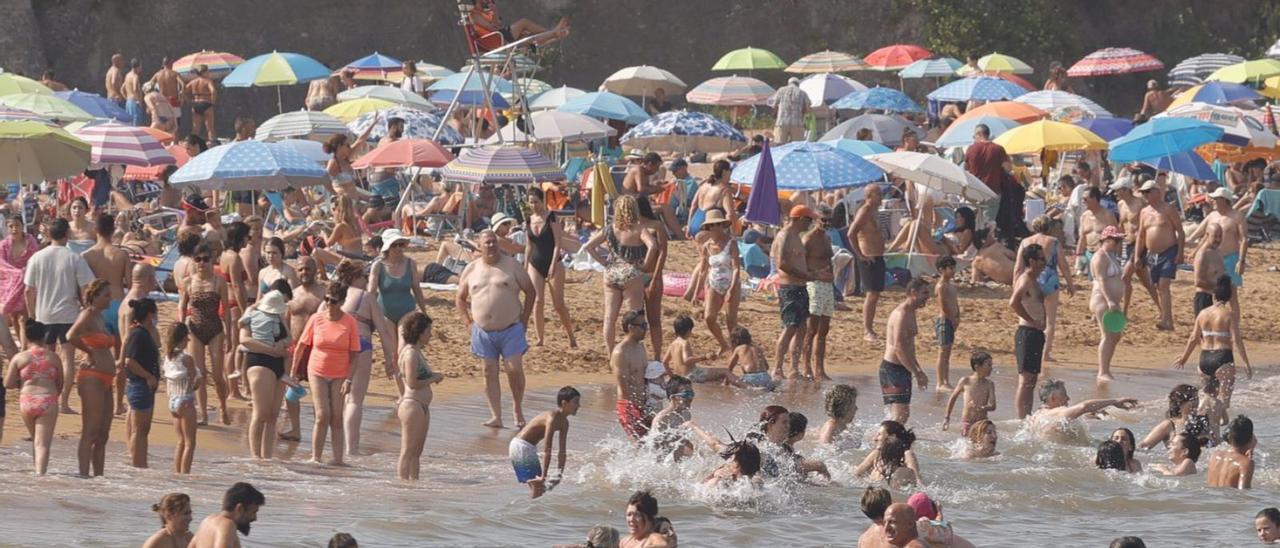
[933,255,960,390]
[1199,187,1248,321]
[81,214,130,414]
[1090,225,1126,382]
[1173,275,1252,408]
[1191,224,1226,318]
[801,206,836,380]
[24,217,95,414]
[282,257,324,442]
[1009,243,1047,419]
[942,350,996,436]
[880,279,930,424]
[397,312,443,481]
[1207,415,1255,489]
[509,386,580,498]
[612,311,651,441]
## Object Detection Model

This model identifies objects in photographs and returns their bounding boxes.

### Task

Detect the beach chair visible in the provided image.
[1247,188,1280,242]
[144,244,182,300]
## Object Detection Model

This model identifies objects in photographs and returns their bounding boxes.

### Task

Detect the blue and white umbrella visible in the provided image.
[729,141,885,190]
[927,76,1027,102]
[169,140,327,191]
[347,107,463,146]
[427,72,513,108]
[819,138,892,156]
[935,115,1020,148]
[620,110,745,153]
[427,72,514,94]
[1168,53,1246,88]
[558,91,649,124]
[832,87,922,113]
[820,113,924,146]
[899,57,964,79]
[798,73,866,107]
[1013,90,1111,117]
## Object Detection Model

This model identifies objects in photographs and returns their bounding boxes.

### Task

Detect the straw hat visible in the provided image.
[380,229,412,253]
[700,208,730,229]
[490,212,517,229]
[258,290,288,315]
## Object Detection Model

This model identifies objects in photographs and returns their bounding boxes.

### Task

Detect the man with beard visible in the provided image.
[190,482,264,547]
[280,256,323,442]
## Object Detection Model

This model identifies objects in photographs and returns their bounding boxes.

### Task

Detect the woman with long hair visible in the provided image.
[1139,384,1202,450]
[1174,274,1253,408]
[0,216,38,341]
[584,195,657,351]
[964,419,999,459]
[67,196,94,242]
[121,298,161,468]
[1014,215,1075,362]
[142,493,194,548]
[336,259,397,456]
[67,279,116,476]
[311,196,364,273]
[3,319,63,474]
[240,289,291,460]
[162,323,199,474]
[294,282,362,465]
[397,312,443,480]
[1109,427,1142,473]
[323,119,377,200]
[521,187,577,348]
[177,242,230,425]
[257,237,301,292]
[636,199,669,360]
[220,221,251,400]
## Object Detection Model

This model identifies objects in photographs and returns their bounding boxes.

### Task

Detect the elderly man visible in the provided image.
[1134,178,1185,331]
[1201,187,1248,319]
[457,230,536,429]
[769,77,808,144]
[104,53,126,105]
[881,503,929,547]
[847,184,886,342]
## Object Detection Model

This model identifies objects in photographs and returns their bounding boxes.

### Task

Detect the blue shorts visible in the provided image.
[741,371,773,389]
[103,299,122,336]
[1145,246,1178,282]
[470,322,528,360]
[509,437,541,483]
[125,99,144,126]
[1222,252,1243,287]
[935,318,955,347]
[125,378,155,412]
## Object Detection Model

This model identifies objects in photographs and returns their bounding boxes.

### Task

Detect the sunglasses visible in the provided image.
[193,256,211,263]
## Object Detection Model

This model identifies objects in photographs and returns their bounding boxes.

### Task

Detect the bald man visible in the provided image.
[882,503,928,547]
[105,53,126,104]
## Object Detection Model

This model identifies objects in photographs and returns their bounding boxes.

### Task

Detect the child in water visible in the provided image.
[942,350,996,436]
[662,314,736,384]
[647,375,695,460]
[726,326,771,389]
[817,384,858,444]
[962,419,999,459]
[509,386,581,498]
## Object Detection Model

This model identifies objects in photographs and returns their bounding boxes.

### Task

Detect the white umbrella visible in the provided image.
[799,73,867,107]
[865,151,996,202]
[1013,90,1112,118]
[336,85,434,110]
[602,65,687,98]
[485,110,616,144]
[529,86,587,111]
[1159,103,1279,148]
[821,113,924,146]
[255,110,351,142]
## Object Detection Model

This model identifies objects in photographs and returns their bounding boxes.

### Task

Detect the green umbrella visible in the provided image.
[0,93,95,122]
[712,47,787,72]
[0,74,53,97]
[1205,58,1280,84]
[0,120,91,183]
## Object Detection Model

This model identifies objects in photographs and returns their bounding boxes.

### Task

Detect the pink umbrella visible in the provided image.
[863,44,933,71]
[1067,47,1163,77]
[351,138,454,169]
[72,121,174,167]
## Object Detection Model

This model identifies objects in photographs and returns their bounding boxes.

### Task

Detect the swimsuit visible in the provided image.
[527,212,558,279]
[1145,246,1178,282]
[777,284,809,328]
[243,311,288,380]
[508,437,542,483]
[706,244,734,296]
[1198,346,1233,377]
[740,371,773,389]
[1037,240,1060,295]
[615,398,650,440]
[376,259,417,325]
[860,256,887,293]
[1014,325,1045,375]
[807,281,834,317]
[469,322,529,360]
[879,360,912,405]
[688,208,706,235]
[604,225,647,289]
[1222,252,1243,287]
[187,290,224,345]
[163,352,201,414]
[18,348,60,419]
[192,101,213,115]
[102,298,122,336]
[935,318,956,347]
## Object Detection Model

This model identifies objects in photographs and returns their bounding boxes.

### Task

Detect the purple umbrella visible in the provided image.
[1073,117,1133,141]
[744,139,780,226]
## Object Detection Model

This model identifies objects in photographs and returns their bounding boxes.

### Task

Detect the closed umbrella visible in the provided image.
[223,51,331,112]
[489,110,616,144]
[711,47,787,72]
[529,86,586,111]
[1073,117,1134,141]
[1168,53,1246,88]
[899,58,964,79]
[953,101,1046,125]
[255,110,351,142]
[0,93,95,122]
[865,151,996,202]
[730,141,885,190]
[1205,58,1280,84]
[799,73,866,107]
[620,110,744,153]
[53,90,130,123]
[602,65,687,99]
[173,50,244,81]
[1108,117,1224,163]
[927,76,1027,103]
[821,113,923,146]
[71,121,175,167]
[349,107,463,145]
[0,120,91,183]
[786,50,865,74]
[323,98,399,123]
[557,92,648,124]
[833,87,922,113]
[0,73,52,97]
[992,120,1108,155]
[336,85,435,110]
[1067,48,1163,78]
[743,140,780,226]
[170,140,329,191]
[440,146,565,185]
[352,138,454,169]
[935,116,1020,148]
[685,76,774,106]
[863,44,932,71]
[1168,82,1262,109]
[1014,90,1111,117]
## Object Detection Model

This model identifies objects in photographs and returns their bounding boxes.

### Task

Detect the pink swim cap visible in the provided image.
[906,492,938,520]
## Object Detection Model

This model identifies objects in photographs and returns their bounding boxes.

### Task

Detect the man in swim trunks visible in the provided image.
[149,57,183,111]
[24,218,95,414]
[772,205,818,380]
[1201,187,1247,321]
[1076,186,1118,280]
[1009,243,1047,419]
[848,184,886,342]
[612,310,650,441]
[457,230,535,429]
[104,53,125,105]
[510,386,579,498]
[122,58,145,126]
[1112,177,1158,316]
[1192,224,1226,318]
[881,279,930,424]
[801,206,836,381]
[1134,178,1184,331]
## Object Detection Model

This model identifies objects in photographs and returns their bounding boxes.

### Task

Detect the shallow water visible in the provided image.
[1,363,1276,547]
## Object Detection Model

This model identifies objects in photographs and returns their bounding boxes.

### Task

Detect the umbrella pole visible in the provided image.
[277,86,283,114]
[435,64,479,142]
[905,184,918,268]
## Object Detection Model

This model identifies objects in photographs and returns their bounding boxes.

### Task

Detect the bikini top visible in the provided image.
[20,347,58,384]
[606,225,647,265]
[82,332,117,350]
[403,346,432,381]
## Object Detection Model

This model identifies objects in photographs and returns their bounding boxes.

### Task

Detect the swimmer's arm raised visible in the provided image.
[686,421,725,453]
[852,450,875,477]
[1138,421,1170,450]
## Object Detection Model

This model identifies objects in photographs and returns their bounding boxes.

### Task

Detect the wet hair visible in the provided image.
[723,441,762,477]
[222,482,265,512]
[860,486,893,521]
[970,349,992,370]
[165,322,190,359]
[824,384,858,420]
[935,255,957,270]
[177,228,202,256]
[128,298,158,324]
[1167,384,1198,419]
[879,420,917,449]
[1225,415,1254,450]
[613,195,639,228]
[1213,274,1233,303]
[788,412,809,438]
[327,533,358,548]
[557,386,581,406]
[729,326,752,347]
[265,236,286,257]
[1038,378,1067,403]
[183,134,207,153]
[83,279,111,304]
[664,375,691,397]
[1022,242,1045,264]
[1112,428,1137,461]
[950,206,975,233]
[1258,508,1280,527]
[399,311,433,345]
[1095,440,1128,471]
[323,134,349,155]
[627,490,658,521]
[967,419,996,447]
[49,218,70,241]
[152,493,191,526]
[877,437,909,477]
[672,314,694,337]
[224,221,250,252]
[759,405,789,433]
[95,212,115,237]
[1175,433,1203,463]
[1109,537,1146,548]
[335,259,365,287]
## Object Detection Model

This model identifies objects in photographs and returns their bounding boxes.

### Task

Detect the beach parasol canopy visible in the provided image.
[223,51,330,87]
[927,76,1028,103]
[0,106,54,125]
[255,110,350,142]
[620,110,744,153]
[953,101,1047,125]
[506,78,553,103]
[819,138,892,157]
[0,73,52,97]
[0,93,95,123]
[369,62,455,84]
[0,120,91,183]
[833,87,922,113]
[344,52,402,76]
[799,73,867,107]
[1158,103,1278,148]
[124,144,189,181]
[1142,150,1218,181]
[863,44,932,71]
[170,140,329,191]
[1108,117,1224,163]
[685,76,774,106]
[730,141,885,190]
[1013,90,1112,118]
[173,50,244,81]
[557,91,649,124]
[53,90,130,122]
[865,151,996,202]
[711,47,787,72]
[821,113,924,146]
[439,146,565,185]
[1168,82,1262,109]
[743,140,780,226]
[427,72,513,107]
[786,50,866,73]
[992,120,1108,155]
[71,121,174,167]
[529,86,587,111]
[275,139,330,164]
[348,107,463,145]
[337,85,435,110]
[1067,47,1163,77]
[1168,53,1246,88]
[323,98,400,123]
[934,115,1020,148]
[351,138,454,169]
[488,110,616,144]
[899,57,964,79]
[602,65,687,97]
[1204,58,1280,84]
[973,52,1033,75]
[1072,117,1134,141]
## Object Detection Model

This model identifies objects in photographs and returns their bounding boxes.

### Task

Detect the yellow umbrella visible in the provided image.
[993,120,1108,155]
[323,98,397,122]
[973,52,1034,75]
[0,120,91,183]
[0,74,53,97]
[1205,58,1280,84]
[1260,76,1280,100]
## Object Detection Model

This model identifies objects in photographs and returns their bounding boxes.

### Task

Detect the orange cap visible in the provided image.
[789,205,819,219]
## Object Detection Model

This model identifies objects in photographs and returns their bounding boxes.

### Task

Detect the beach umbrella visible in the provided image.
[489,110,616,144]
[460,53,540,76]
[529,86,587,111]
[1067,47,1163,77]
[170,140,328,191]
[685,76,774,106]
[821,113,923,146]
[140,126,175,144]
[1159,103,1278,148]
[323,98,400,123]
[1168,53,1246,88]
[786,50,865,73]
[865,151,996,202]
[743,140,780,225]
[934,115,1020,148]
[429,88,510,109]
[1205,58,1280,84]
[337,85,435,110]
[428,72,514,93]
[351,138,454,169]
[799,73,866,107]
[730,141,885,190]
[275,139,330,164]
[53,90,131,123]
[620,110,744,153]
[255,110,350,142]
[926,76,1027,103]
[953,101,1047,125]
[863,44,932,71]
[506,78,553,103]
[973,52,1033,75]
[71,121,174,167]
[124,144,189,181]
[819,138,892,156]
[439,146,565,185]
[173,50,244,80]
[367,62,455,84]
[1142,150,1218,181]
[833,87,922,113]
[557,91,648,124]
[344,52,402,77]
[711,47,787,72]
[898,57,963,79]
[348,107,463,145]
[0,106,54,125]
[1109,117,1225,163]
[1270,39,1280,59]
[427,72,513,108]
[1073,117,1134,141]
[0,73,52,97]
[0,120,91,183]
[1264,77,1280,100]
[602,65,687,98]
[992,120,1108,155]
[0,93,95,123]
[223,51,331,112]
[1168,82,1263,109]
[1013,90,1111,118]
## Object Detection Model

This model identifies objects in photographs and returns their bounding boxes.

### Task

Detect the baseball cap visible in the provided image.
[1208,187,1235,200]
[789,205,819,219]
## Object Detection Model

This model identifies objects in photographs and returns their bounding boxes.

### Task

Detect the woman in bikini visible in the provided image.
[336,259,397,456]
[240,288,291,460]
[178,242,230,425]
[323,120,377,201]
[522,187,577,348]
[68,196,95,243]
[294,282,363,465]
[584,195,657,352]
[162,323,199,474]
[1014,215,1074,363]
[220,221,252,400]
[0,215,38,342]
[121,298,161,469]
[3,319,63,475]
[397,312,444,480]
[257,237,301,293]
[67,279,116,477]
[1090,225,1126,381]
[183,64,218,142]
[1174,274,1252,408]
[696,208,740,354]
[636,199,669,361]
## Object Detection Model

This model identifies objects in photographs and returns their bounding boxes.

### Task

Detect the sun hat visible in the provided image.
[490,212,517,229]
[258,290,288,315]
[1138,178,1160,192]
[380,228,412,253]
[700,208,730,229]
[1101,225,1125,241]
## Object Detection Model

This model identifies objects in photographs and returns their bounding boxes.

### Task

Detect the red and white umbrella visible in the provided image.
[863,44,933,71]
[686,76,775,106]
[351,138,454,169]
[72,121,175,167]
[1067,47,1163,78]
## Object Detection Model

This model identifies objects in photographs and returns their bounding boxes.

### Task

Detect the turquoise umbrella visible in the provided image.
[935,115,1020,148]
[557,92,649,124]
[1109,118,1224,162]
[899,58,964,79]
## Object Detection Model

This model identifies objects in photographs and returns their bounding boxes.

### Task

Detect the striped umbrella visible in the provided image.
[255,110,351,142]
[54,90,130,122]
[529,86,586,111]
[899,57,963,79]
[686,76,774,106]
[0,93,95,122]
[1168,53,1246,88]
[0,73,52,96]
[557,92,648,124]
[348,106,463,145]
[71,121,174,167]
[439,146,565,185]
[786,50,866,73]
[170,140,329,191]
[223,51,330,87]
[352,138,454,169]
[1014,90,1112,118]
[1067,47,1163,78]
[620,110,745,153]
[833,87,922,113]
[0,106,53,125]
[124,144,189,181]
[927,76,1028,102]
[173,50,244,81]
[863,44,932,71]
[799,73,866,107]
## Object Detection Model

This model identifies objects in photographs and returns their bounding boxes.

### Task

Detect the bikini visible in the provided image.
[75,331,118,386]
[244,312,288,379]
[349,290,377,353]
[527,212,558,279]
[400,346,433,413]
[18,348,60,419]
[163,352,201,414]
[1198,329,1234,377]
[187,290,224,345]
[706,243,733,296]
[1037,240,1060,295]
[604,225,647,288]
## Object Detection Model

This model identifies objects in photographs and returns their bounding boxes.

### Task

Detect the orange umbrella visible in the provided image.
[351,138,454,169]
[123,144,188,181]
[139,126,174,144]
[1198,143,1279,163]
[954,101,1047,125]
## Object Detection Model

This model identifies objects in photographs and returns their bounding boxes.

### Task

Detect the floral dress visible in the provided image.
[0,235,37,315]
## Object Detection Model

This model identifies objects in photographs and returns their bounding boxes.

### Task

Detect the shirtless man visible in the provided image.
[848,185,886,342]
[801,208,836,380]
[509,386,580,498]
[772,206,817,380]
[1200,187,1248,320]
[1192,224,1226,318]
[1009,243,1047,419]
[104,53,125,105]
[624,153,681,238]
[40,70,68,92]
[881,503,929,548]
[612,310,651,441]
[1111,178,1158,315]
[282,257,323,441]
[456,230,535,429]
[934,256,960,389]
[857,487,892,548]
[1207,415,1255,489]
[122,58,144,126]
[880,279,930,424]
[82,214,131,413]
[149,57,183,116]
[970,229,1016,284]
[189,482,264,548]
[1027,378,1137,443]
[1076,187,1118,275]
[184,65,219,142]
[1134,178,1184,331]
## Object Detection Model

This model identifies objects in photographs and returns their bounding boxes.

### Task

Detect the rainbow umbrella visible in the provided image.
[173,50,244,80]
[711,47,787,72]
[0,73,52,97]
[743,140,780,225]
[0,92,95,122]
[71,121,174,167]
[685,76,774,106]
[223,51,331,112]
[863,44,932,71]
[439,146,565,185]
[53,90,130,122]
[1067,47,1163,77]
[993,120,1109,155]
[0,120,91,183]
[786,50,865,73]
[323,98,399,123]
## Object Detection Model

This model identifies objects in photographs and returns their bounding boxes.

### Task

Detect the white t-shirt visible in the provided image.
[23,244,95,324]
[401,75,425,95]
